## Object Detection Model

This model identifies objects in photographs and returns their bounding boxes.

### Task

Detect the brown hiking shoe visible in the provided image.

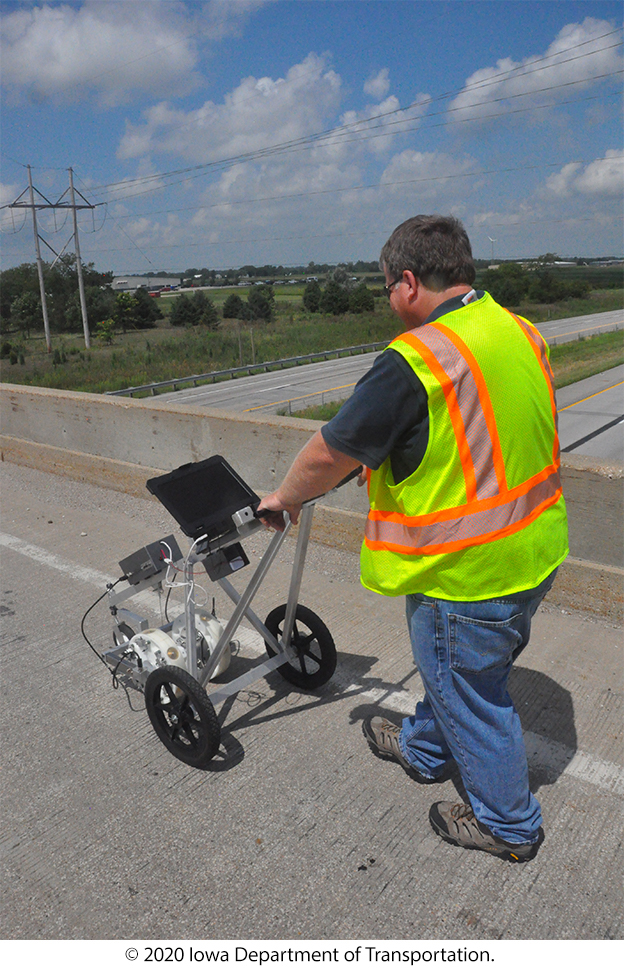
[362,716,439,783]
[429,801,544,862]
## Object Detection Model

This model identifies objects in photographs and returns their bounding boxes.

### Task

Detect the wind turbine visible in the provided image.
[488,236,497,262]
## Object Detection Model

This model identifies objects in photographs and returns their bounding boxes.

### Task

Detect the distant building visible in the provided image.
[112,276,181,291]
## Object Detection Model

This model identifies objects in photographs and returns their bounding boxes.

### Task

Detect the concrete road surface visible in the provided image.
[557,365,623,461]
[0,463,622,941]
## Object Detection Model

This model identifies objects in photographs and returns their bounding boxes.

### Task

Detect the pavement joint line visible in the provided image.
[3,530,623,798]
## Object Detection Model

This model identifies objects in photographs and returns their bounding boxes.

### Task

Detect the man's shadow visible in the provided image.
[348,664,577,797]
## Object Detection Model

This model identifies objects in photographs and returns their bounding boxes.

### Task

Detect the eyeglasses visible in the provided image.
[384,276,404,298]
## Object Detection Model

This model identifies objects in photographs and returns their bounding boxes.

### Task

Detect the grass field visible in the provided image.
[1,287,622,396]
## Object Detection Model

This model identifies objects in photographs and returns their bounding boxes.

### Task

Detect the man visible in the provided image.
[258,215,568,863]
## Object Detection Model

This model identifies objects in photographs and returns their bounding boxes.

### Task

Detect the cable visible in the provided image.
[89,30,623,195]
[97,79,624,207]
[80,575,127,687]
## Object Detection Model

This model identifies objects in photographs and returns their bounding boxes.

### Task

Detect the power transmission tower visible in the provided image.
[5,168,100,350]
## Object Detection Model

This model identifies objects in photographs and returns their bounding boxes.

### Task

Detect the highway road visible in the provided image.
[155,308,622,415]
[153,309,622,459]
[557,364,623,461]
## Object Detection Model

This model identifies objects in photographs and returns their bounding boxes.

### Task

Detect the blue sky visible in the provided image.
[1,0,622,273]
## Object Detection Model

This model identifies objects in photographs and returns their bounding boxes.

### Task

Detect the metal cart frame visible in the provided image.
[101,495,338,768]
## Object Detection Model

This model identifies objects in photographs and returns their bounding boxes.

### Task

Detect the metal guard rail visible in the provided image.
[105,341,389,397]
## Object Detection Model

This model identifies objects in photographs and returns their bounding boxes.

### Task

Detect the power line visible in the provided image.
[100,86,622,212]
[88,30,623,198]
[95,69,623,207]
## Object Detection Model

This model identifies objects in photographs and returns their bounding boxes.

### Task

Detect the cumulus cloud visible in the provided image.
[0,0,267,107]
[544,150,624,197]
[380,150,478,199]
[364,69,390,100]
[448,17,623,124]
[117,53,343,165]
[338,94,429,156]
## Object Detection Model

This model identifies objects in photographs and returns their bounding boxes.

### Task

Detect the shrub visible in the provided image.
[349,283,375,313]
[222,293,246,319]
[302,280,322,313]
[320,280,350,315]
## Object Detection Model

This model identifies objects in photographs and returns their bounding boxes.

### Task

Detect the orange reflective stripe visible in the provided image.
[367,459,560,527]
[397,332,478,502]
[433,322,507,492]
[507,311,561,467]
[365,469,562,556]
[376,309,563,557]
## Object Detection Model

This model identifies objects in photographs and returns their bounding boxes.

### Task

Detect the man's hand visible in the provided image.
[255,491,298,531]
[256,430,361,531]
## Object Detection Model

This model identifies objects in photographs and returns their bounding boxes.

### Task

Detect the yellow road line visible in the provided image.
[550,322,623,339]
[558,380,624,412]
[244,382,357,412]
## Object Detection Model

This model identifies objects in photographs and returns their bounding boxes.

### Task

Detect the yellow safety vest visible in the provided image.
[361,292,569,599]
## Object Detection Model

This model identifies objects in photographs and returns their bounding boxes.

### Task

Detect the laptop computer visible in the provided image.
[146,456,260,544]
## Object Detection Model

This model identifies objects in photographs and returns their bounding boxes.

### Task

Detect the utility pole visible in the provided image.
[4,167,100,350]
[68,167,90,348]
[27,165,52,353]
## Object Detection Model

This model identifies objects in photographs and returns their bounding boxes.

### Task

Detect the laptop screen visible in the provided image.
[146,456,260,541]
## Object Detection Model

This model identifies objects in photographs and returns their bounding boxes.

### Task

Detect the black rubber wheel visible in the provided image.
[113,621,135,646]
[264,604,337,689]
[144,666,220,768]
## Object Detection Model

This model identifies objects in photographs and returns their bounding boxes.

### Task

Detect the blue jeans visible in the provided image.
[400,571,556,844]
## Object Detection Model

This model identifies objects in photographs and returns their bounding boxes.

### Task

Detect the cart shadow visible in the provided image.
[202,651,425,773]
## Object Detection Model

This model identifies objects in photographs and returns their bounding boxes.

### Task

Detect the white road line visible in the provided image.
[0,531,115,587]
[0,532,162,611]
[3,532,622,796]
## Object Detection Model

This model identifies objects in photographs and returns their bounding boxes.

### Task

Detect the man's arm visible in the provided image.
[256,430,362,529]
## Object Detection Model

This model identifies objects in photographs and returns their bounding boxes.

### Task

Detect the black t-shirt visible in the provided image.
[321,293,482,483]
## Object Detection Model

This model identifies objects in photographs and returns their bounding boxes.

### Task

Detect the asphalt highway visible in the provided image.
[155,309,622,416]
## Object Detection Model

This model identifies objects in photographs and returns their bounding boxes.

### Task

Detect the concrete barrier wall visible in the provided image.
[2,383,622,619]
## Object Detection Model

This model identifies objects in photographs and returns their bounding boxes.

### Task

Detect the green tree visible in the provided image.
[169,293,197,327]
[10,292,41,338]
[65,285,116,333]
[223,293,246,319]
[132,288,160,328]
[481,263,530,305]
[319,280,350,315]
[247,285,274,321]
[113,292,139,332]
[348,283,375,313]
[192,291,220,329]
[95,318,115,345]
[302,280,322,312]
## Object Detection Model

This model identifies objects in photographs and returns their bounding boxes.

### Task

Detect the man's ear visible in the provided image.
[402,270,419,299]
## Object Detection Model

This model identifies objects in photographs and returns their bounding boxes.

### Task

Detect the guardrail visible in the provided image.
[105,341,389,397]
[105,320,622,399]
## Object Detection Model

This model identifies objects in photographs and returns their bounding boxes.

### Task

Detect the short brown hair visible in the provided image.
[380,214,475,290]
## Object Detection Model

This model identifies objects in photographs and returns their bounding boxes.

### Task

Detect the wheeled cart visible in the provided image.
[98,456,352,769]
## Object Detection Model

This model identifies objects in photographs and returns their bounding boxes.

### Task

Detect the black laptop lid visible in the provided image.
[146,456,260,541]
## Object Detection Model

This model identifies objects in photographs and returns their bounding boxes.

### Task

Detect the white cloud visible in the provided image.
[117,53,343,165]
[364,69,390,100]
[380,150,478,199]
[544,150,624,197]
[0,182,22,207]
[448,18,623,124]
[0,1,268,107]
[338,94,429,156]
